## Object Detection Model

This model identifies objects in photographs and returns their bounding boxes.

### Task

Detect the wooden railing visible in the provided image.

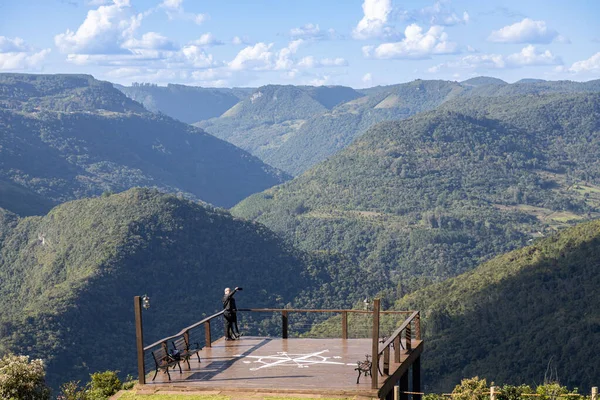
[136,300,420,390]
[238,308,414,339]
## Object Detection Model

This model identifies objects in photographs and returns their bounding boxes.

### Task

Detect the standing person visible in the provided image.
[222,287,242,340]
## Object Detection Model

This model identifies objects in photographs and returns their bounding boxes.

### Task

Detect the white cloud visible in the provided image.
[310,75,330,86]
[353,0,392,39]
[232,36,251,45]
[122,32,177,50]
[362,72,373,84]
[506,45,561,66]
[229,42,274,71]
[0,37,29,53]
[54,0,142,54]
[567,52,600,73]
[160,0,207,25]
[0,49,51,71]
[365,24,457,59]
[488,18,559,44]
[428,45,561,72]
[290,23,337,40]
[190,33,224,47]
[180,45,216,68]
[275,39,303,70]
[297,56,348,68]
[417,1,469,26]
[0,37,50,71]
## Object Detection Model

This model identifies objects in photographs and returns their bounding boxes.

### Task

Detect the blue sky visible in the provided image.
[1,0,599,87]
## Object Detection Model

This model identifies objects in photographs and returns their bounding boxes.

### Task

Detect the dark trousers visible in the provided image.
[224,312,235,339]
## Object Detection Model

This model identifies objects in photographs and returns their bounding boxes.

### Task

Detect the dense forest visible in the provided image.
[233,93,600,295]
[0,188,382,388]
[0,73,289,213]
[307,219,600,391]
[193,78,600,175]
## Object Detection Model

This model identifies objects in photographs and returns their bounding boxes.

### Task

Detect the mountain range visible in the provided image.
[233,92,600,294]
[0,73,288,214]
[119,78,600,176]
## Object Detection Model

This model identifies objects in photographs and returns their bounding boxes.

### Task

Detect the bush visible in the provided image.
[452,377,490,400]
[86,370,122,400]
[0,353,51,400]
[58,381,87,400]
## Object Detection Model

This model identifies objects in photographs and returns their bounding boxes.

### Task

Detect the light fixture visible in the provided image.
[363,297,370,311]
[142,294,150,310]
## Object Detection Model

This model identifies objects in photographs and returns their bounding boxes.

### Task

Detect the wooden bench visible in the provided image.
[355,354,372,384]
[171,336,202,369]
[151,343,182,381]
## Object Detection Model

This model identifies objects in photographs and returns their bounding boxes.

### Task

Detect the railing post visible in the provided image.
[490,386,497,400]
[205,320,211,347]
[371,298,380,390]
[592,387,598,400]
[405,317,412,353]
[342,311,348,339]
[383,346,390,375]
[134,296,146,385]
[394,335,401,363]
[282,310,288,339]
[415,311,421,340]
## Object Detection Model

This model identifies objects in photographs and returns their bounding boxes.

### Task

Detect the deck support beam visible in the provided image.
[134,296,146,385]
[413,356,421,400]
[371,298,381,390]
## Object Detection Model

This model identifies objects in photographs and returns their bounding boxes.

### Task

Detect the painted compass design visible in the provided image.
[234,349,356,371]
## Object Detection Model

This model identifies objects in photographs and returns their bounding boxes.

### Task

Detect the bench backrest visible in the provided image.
[152,346,169,365]
[172,337,187,351]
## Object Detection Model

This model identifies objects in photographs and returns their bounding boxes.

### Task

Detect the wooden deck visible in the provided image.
[146,336,423,398]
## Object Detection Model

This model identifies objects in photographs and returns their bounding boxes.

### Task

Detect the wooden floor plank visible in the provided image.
[146,337,421,397]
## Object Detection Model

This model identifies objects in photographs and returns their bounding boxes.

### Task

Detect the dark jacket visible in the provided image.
[223,289,238,315]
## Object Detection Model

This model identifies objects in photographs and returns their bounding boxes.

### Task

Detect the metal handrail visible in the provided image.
[144,310,224,351]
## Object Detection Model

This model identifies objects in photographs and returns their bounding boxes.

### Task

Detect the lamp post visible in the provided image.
[134,295,150,384]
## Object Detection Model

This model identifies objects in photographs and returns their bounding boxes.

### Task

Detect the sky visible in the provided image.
[0,0,599,88]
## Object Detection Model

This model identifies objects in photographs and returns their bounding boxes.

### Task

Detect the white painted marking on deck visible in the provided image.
[234,350,355,371]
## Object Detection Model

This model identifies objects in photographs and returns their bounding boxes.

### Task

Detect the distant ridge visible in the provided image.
[0,73,289,210]
[461,76,508,86]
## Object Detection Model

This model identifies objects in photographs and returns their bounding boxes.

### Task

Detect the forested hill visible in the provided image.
[197,84,363,172]
[394,218,600,392]
[233,93,600,295]
[116,83,253,123]
[0,73,289,213]
[0,188,378,388]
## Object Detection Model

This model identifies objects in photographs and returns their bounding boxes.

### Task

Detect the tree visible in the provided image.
[0,353,51,400]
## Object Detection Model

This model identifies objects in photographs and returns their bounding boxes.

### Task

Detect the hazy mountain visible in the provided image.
[115,83,254,124]
[0,73,289,211]
[233,93,600,294]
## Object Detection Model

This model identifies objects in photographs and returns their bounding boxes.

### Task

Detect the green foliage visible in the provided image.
[0,353,51,400]
[234,93,600,297]
[58,381,87,400]
[497,384,534,400]
[0,188,374,389]
[0,73,289,210]
[451,377,489,400]
[394,219,600,391]
[86,370,122,399]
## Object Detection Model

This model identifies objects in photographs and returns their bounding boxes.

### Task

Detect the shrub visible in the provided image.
[58,381,87,400]
[452,376,490,400]
[0,353,51,400]
[86,370,122,400]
